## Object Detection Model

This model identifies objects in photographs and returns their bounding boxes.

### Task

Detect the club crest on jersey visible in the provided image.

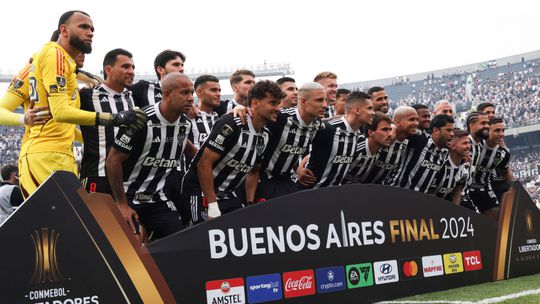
[12,79,24,89]
[56,76,67,88]
[220,124,234,136]
[256,137,266,156]
[49,85,58,93]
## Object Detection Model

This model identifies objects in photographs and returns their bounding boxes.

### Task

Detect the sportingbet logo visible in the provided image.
[443,252,464,274]
[206,278,245,304]
[332,155,353,164]
[315,266,346,294]
[420,160,443,171]
[373,260,399,284]
[246,273,282,303]
[463,250,483,271]
[142,157,181,168]
[422,255,444,277]
[282,269,315,299]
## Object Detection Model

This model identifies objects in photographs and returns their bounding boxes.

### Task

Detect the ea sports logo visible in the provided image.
[348,268,360,285]
[221,281,231,293]
[402,261,419,277]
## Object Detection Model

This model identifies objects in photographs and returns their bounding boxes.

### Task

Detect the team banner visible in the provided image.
[0,171,175,304]
[494,181,540,280]
[148,184,499,303]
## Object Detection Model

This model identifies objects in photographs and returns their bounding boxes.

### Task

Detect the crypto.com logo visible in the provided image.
[30,228,64,283]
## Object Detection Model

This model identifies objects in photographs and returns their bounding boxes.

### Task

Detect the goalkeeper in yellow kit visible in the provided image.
[19,10,146,197]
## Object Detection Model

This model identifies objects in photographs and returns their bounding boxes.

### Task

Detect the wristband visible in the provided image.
[207,202,221,218]
[18,114,25,126]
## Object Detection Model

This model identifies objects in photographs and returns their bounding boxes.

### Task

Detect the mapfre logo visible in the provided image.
[463,250,483,271]
[31,228,65,283]
[421,255,444,277]
[373,260,399,285]
[282,269,315,299]
[443,252,464,274]
[206,278,245,304]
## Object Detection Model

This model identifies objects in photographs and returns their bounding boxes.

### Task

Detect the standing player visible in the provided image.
[131,49,186,107]
[334,88,351,117]
[477,102,496,120]
[368,86,389,114]
[362,106,417,184]
[189,75,221,150]
[79,48,135,194]
[245,82,325,203]
[276,77,298,108]
[391,114,454,193]
[343,112,394,184]
[106,73,196,239]
[215,70,256,115]
[181,80,283,222]
[314,71,338,118]
[297,91,374,189]
[20,11,146,197]
[430,129,471,204]
[469,117,512,220]
[412,104,431,135]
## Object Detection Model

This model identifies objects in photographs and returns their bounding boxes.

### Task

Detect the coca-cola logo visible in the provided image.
[282,269,316,299]
[285,276,313,291]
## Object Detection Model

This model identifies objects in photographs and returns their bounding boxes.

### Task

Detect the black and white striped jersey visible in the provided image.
[112,103,191,204]
[390,134,449,193]
[471,144,510,187]
[131,80,162,107]
[461,136,486,195]
[183,114,268,199]
[261,107,322,178]
[188,110,219,149]
[324,104,336,118]
[215,98,243,117]
[429,158,469,200]
[302,116,362,189]
[79,84,133,178]
[343,137,378,184]
[361,139,408,184]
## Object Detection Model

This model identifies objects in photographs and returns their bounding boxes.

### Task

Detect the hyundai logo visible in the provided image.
[380,263,392,274]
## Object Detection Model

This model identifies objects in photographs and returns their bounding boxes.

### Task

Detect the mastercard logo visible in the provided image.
[402,261,419,277]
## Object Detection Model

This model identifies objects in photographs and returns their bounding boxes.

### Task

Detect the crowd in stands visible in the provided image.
[510,148,540,205]
[0,127,23,167]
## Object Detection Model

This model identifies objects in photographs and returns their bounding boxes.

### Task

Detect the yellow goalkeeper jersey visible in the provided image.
[21,42,94,156]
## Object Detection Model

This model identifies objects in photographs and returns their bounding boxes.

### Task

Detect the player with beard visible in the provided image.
[19,11,145,197]
[412,104,431,135]
[244,82,325,203]
[343,112,394,184]
[79,48,136,194]
[314,71,338,118]
[368,86,389,114]
[297,91,374,189]
[430,129,471,204]
[362,106,417,184]
[391,114,453,193]
[181,81,282,223]
[469,117,512,220]
[215,70,256,115]
[461,111,490,211]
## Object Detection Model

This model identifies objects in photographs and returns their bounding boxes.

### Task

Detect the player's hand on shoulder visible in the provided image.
[98,107,148,130]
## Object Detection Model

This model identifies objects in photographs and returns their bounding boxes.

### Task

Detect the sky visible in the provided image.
[1,0,540,94]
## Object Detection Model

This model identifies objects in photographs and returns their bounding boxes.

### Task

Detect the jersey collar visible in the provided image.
[154,102,181,125]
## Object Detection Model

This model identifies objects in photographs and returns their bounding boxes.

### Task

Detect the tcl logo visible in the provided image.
[463,250,483,271]
[282,269,315,299]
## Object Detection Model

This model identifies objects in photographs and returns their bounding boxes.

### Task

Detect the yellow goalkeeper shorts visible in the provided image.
[19,152,78,198]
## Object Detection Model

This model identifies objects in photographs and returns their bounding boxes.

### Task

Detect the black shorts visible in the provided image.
[131,201,184,241]
[164,169,190,225]
[181,191,243,225]
[256,175,298,202]
[81,176,112,195]
[491,180,509,204]
[469,187,499,213]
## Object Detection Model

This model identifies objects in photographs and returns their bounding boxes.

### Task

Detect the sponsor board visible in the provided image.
[373,260,399,285]
[246,273,282,303]
[315,266,346,294]
[398,257,423,280]
[443,252,464,274]
[346,263,373,288]
[463,250,483,271]
[206,278,245,304]
[422,255,444,277]
[282,269,315,299]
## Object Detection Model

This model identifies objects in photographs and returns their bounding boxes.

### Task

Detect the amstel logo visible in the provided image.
[30,228,64,283]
